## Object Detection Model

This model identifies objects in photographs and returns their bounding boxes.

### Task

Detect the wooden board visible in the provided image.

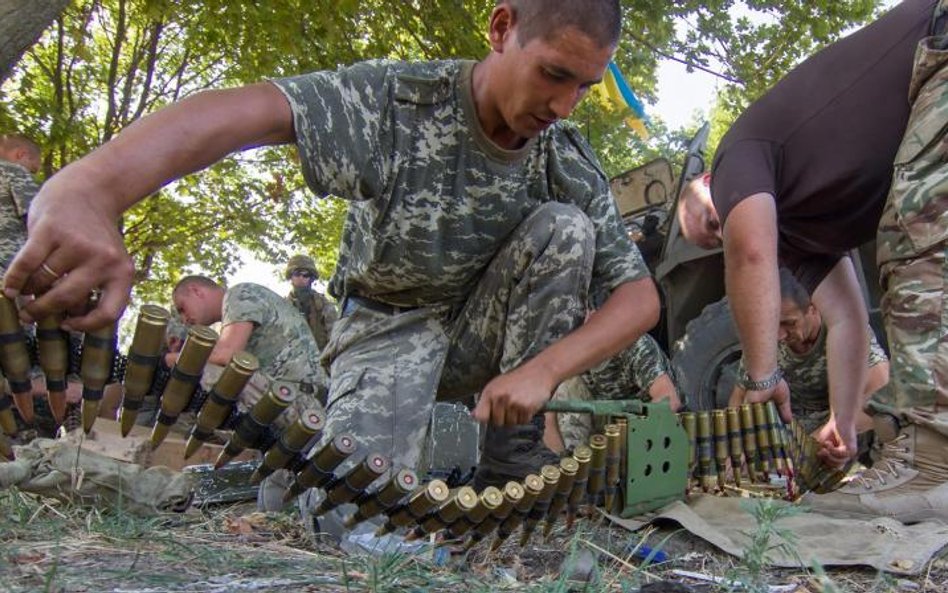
[63,418,260,471]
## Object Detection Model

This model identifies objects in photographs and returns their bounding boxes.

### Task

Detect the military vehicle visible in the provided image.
[611,123,887,411]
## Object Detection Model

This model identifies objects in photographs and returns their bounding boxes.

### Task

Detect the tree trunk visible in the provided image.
[0,0,70,84]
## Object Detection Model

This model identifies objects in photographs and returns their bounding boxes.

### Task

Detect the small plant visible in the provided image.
[727,499,806,593]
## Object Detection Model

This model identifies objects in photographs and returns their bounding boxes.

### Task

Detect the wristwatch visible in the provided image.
[739,367,783,391]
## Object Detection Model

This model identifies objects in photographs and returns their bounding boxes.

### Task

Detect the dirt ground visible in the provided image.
[1,488,945,593]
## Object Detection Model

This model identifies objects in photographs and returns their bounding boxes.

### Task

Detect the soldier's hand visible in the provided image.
[742,378,792,423]
[815,415,857,468]
[3,172,134,331]
[473,363,555,426]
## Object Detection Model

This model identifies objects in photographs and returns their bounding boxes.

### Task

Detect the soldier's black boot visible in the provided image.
[473,412,560,490]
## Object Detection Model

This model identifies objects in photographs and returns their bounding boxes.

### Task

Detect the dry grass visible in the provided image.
[0,488,945,593]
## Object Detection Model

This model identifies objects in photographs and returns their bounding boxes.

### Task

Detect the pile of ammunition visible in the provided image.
[679,403,853,498]
[0,297,853,547]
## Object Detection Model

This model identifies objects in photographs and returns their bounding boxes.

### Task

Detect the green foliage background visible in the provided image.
[0,0,883,307]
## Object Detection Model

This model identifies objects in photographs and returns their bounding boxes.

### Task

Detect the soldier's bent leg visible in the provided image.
[299,306,450,536]
[438,202,595,488]
[805,30,948,522]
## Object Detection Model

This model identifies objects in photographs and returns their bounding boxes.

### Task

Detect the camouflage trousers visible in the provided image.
[318,203,593,480]
[553,333,673,450]
[876,31,948,409]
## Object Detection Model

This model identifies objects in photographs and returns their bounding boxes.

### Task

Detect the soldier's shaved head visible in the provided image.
[499,0,621,49]
[173,275,222,297]
[0,134,41,173]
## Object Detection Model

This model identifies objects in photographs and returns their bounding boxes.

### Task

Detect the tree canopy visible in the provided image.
[0,0,883,307]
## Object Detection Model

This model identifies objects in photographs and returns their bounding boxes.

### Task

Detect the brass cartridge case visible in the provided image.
[603,423,621,511]
[150,325,217,448]
[543,456,578,538]
[0,394,17,436]
[215,380,295,469]
[725,407,744,487]
[696,411,715,491]
[712,409,729,490]
[566,444,592,526]
[184,351,259,458]
[251,406,324,483]
[119,305,170,435]
[377,479,450,536]
[467,481,524,547]
[765,401,788,475]
[345,469,420,529]
[80,319,118,433]
[36,314,69,424]
[739,404,759,482]
[0,296,35,424]
[492,473,543,550]
[314,452,390,516]
[586,434,607,505]
[407,485,478,540]
[752,402,774,475]
[285,433,358,500]
[519,464,560,546]
[680,411,697,483]
[0,432,12,460]
[615,416,629,499]
[442,485,503,540]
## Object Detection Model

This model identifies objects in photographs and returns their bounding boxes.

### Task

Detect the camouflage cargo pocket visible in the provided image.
[878,36,948,264]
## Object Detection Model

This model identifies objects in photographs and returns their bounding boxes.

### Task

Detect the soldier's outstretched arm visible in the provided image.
[3,83,294,330]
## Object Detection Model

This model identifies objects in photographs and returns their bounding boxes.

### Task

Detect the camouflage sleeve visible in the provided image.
[626,333,672,391]
[322,298,338,331]
[0,162,39,218]
[867,326,889,367]
[555,126,649,295]
[271,60,396,201]
[221,283,272,328]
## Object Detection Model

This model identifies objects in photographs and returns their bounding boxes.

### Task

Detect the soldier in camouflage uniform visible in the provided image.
[170,276,326,423]
[4,1,661,533]
[676,0,948,522]
[284,254,337,350]
[730,268,890,435]
[0,134,41,276]
[547,332,680,452]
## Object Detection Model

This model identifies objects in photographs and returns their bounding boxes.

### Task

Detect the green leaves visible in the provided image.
[0,0,882,306]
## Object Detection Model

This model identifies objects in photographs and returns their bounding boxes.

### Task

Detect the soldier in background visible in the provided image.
[0,134,41,275]
[729,268,890,437]
[284,254,337,351]
[169,275,326,417]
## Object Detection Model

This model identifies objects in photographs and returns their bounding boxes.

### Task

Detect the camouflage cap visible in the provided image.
[285,254,318,280]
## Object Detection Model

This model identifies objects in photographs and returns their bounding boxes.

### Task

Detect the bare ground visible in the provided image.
[1,489,945,593]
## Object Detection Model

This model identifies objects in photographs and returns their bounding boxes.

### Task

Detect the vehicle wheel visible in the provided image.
[671,297,742,411]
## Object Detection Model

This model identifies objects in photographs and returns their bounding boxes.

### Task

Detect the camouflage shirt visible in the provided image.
[0,161,39,275]
[273,59,647,308]
[738,323,888,414]
[286,287,338,350]
[221,283,324,388]
[584,333,673,400]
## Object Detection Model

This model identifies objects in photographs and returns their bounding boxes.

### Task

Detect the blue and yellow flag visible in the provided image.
[600,61,649,140]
